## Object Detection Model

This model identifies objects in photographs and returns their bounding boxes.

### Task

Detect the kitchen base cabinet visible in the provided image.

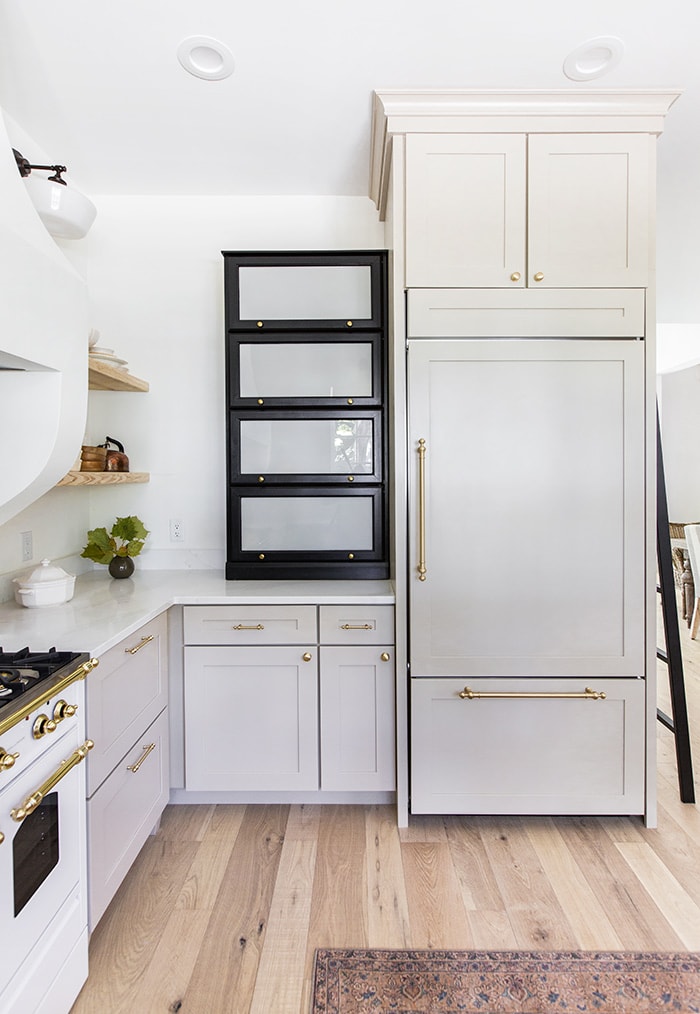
[184,644,319,791]
[86,613,169,931]
[320,645,395,791]
[87,708,169,929]
[410,677,645,815]
[181,602,395,799]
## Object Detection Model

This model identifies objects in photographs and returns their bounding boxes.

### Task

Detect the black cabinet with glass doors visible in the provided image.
[223,250,389,579]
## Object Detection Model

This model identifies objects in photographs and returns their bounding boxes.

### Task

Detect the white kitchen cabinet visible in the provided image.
[182,602,395,796]
[410,677,645,815]
[87,708,169,928]
[319,604,395,791]
[404,132,651,289]
[86,613,169,929]
[184,643,319,791]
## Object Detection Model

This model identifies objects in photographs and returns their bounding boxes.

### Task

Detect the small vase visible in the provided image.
[108,556,134,579]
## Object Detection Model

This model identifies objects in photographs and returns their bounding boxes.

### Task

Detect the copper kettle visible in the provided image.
[102,436,130,472]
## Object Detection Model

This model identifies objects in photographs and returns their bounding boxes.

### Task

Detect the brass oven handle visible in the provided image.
[458,686,607,701]
[10,740,94,822]
[340,623,374,630]
[233,624,264,630]
[127,742,156,774]
[125,634,154,655]
[417,438,427,581]
[0,658,99,739]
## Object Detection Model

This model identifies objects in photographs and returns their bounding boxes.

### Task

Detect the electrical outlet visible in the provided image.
[169,519,184,542]
[21,531,33,562]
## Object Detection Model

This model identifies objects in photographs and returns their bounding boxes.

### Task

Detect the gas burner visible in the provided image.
[0,649,88,718]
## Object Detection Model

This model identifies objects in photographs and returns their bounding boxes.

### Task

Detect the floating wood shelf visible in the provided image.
[88,359,149,393]
[57,471,150,487]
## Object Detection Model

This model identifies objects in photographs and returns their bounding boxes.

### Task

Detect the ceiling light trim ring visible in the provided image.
[563,36,625,82]
[177,35,234,81]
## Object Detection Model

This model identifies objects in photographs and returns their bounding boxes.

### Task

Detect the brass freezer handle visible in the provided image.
[458,686,607,701]
[233,623,264,631]
[417,438,427,581]
[125,634,154,655]
[127,742,156,774]
[10,740,94,822]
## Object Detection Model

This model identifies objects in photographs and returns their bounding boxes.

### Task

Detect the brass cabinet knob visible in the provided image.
[380,652,391,662]
[53,700,78,722]
[347,475,354,482]
[510,271,521,282]
[533,272,544,282]
[258,476,265,483]
[257,399,264,405]
[302,652,312,662]
[32,714,57,739]
[0,749,20,771]
[0,831,4,845]
[347,398,354,405]
[256,321,264,328]
[346,320,353,327]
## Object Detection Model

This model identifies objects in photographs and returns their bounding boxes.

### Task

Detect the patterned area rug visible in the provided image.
[311,948,700,1013]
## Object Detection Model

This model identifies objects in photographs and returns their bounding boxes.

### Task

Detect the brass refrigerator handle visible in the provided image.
[458,686,607,701]
[417,438,427,581]
[10,740,94,822]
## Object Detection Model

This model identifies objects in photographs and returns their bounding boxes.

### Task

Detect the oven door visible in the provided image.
[0,722,88,980]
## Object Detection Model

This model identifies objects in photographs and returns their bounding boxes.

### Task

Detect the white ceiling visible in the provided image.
[0,0,696,198]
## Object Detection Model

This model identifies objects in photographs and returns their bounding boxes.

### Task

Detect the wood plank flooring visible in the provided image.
[72,604,700,1013]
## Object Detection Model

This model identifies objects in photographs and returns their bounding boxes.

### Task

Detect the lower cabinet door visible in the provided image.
[320,646,395,791]
[87,708,169,930]
[410,677,645,815]
[184,645,319,791]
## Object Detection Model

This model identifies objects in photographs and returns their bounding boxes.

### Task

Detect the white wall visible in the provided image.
[0,193,385,598]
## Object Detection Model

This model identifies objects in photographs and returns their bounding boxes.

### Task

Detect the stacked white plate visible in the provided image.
[89,346,129,371]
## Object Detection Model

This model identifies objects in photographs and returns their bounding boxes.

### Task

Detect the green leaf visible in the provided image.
[81,527,116,565]
[111,516,149,544]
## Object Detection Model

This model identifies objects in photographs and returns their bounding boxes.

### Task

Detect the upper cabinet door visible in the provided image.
[527,134,650,288]
[223,251,386,331]
[404,132,651,289]
[405,134,527,288]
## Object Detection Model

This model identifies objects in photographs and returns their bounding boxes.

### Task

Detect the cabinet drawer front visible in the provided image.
[87,708,169,930]
[183,605,317,645]
[411,677,645,815]
[319,605,394,644]
[87,613,168,797]
[407,289,645,338]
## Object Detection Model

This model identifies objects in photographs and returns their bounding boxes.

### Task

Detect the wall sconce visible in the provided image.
[13,148,97,239]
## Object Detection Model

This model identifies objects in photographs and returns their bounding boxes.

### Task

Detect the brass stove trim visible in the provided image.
[0,658,99,738]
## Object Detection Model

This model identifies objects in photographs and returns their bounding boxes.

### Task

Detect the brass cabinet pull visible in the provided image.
[127,742,156,774]
[233,623,264,631]
[458,686,607,701]
[125,634,154,655]
[302,652,313,662]
[380,652,391,662]
[510,271,521,282]
[11,740,94,822]
[417,438,427,581]
[533,271,545,282]
[340,623,374,630]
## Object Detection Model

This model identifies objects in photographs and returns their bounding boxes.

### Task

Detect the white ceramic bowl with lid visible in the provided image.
[13,558,76,608]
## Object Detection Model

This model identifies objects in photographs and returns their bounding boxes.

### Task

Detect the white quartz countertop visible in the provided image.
[0,570,395,656]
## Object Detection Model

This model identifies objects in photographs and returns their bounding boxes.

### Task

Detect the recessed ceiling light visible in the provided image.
[177,36,234,81]
[563,36,624,82]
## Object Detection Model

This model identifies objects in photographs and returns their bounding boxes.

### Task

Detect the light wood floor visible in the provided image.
[72,604,700,1014]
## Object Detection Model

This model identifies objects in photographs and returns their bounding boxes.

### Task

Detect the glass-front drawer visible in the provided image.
[223,250,386,331]
[230,410,382,484]
[226,487,387,580]
[228,334,382,406]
